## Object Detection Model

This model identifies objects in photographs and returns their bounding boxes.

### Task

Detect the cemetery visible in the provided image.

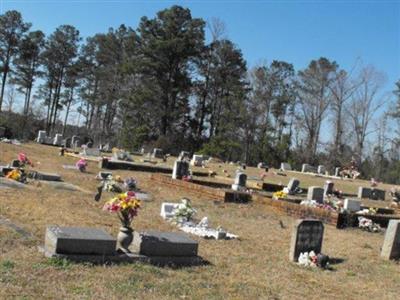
[1,141,400,298]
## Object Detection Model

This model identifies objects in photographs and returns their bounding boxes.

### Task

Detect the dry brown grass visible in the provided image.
[0,142,399,299]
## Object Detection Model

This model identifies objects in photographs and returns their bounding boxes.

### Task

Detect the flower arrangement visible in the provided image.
[298,251,318,267]
[358,217,381,232]
[103,191,141,227]
[273,190,287,199]
[173,198,196,222]
[18,152,33,167]
[76,158,87,172]
[6,169,22,181]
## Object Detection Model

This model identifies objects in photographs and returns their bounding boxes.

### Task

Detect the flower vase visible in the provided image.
[117,226,133,253]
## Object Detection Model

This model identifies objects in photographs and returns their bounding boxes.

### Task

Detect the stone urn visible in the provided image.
[117,226,133,253]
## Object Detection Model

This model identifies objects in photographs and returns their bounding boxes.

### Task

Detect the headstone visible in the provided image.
[37,130,47,143]
[10,160,20,168]
[132,231,198,257]
[370,188,385,201]
[172,160,190,180]
[152,148,164,159]
[53,133,63,146]
[29,171,61,181]
[317,165,326,175]
[307,186,324,203]
[178,151,191,161]
[257,162,268,169]
[381,220,400,260]
[358,187,371,199]
[98,171,112,180]
[71,136,81,148]
[232,172,247,191]
[301,164,316,173]
[323,180,334,196]
[287,178,300,195]
[334,167,340,177]
[160,203,179,219]
[280,162,292,171]
[289,219,324,262]
[45,226,116,255]
[343,198,361,212]
[190,155,204,167]
[63,137,71,148]
[0,166,13,176]
[82,148,101,157]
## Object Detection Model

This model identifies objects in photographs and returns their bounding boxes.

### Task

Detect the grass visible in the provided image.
[0,142,400,299]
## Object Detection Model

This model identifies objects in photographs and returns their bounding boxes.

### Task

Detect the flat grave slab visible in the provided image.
[132,230,198,257]
[45,226,116,255]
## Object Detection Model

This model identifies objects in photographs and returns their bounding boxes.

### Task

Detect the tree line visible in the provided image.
[1,6,399,182]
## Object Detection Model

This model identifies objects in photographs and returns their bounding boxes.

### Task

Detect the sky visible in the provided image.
[1,0,399,115]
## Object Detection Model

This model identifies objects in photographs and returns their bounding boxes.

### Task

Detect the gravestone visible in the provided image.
[287,178,300,195]
[358,187,371,199]
[280,162,292,171]
[343,198,361,212]
[334,167,341,177]
[381,220,400,260]
[178,151,191,161]
[45,226,116,255]
[71,136,81,148]
[323,181,334,196]
[190,155,204,167]
[53,134,63,146]
[98,171,112,180]
[289,219,324,262]
[370,188,385,201]
[301,164,316,173]
[10,160,20,168]
[37,130,47,143]
[132,231,198,257]
[0,166,13,176]
[172,160,190,180]
[232,172,247,191]
[317,165,326,175]
[82,148,101,157]
[63,138,71,148]
[258,162,268,169]
[29,171,61,181]
[152,148,164,159]
[307,186,324,203]
[160,202,179,219]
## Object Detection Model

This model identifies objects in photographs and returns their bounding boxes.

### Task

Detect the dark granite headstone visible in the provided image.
[289,219,324,262]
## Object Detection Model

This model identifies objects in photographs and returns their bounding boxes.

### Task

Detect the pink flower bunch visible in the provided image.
[18,152,33,167]
[76,158,87,172]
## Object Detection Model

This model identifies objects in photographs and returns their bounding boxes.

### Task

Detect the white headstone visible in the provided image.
[37,130,47,143]
[287,178,300,195]
[280,162,292,171]
[172,160,189,180]
[160,203,179,219]
[53,134,63,146]
[190,155,204,167]
[317,165,326,175]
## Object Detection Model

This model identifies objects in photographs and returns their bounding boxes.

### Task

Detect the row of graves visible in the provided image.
[279,161,360,179]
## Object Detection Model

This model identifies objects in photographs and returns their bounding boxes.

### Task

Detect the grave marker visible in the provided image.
[307,186,324,203]
[343,198,361,212]
[358,187,371,199]
[289,219,324,262]
[381,220,400,260]
[172,160,189,180]
[323,181,334,196]
[287,178,300,195]
[232,172,247,191]
[280,162,292,171]
[45,226,116,255]
[317,165,326,175]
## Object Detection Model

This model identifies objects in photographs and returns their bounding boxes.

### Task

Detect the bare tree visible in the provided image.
[346,66,385,162]
[207,17,227,42]
[296,57,338,162]
[4,85,16,112]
